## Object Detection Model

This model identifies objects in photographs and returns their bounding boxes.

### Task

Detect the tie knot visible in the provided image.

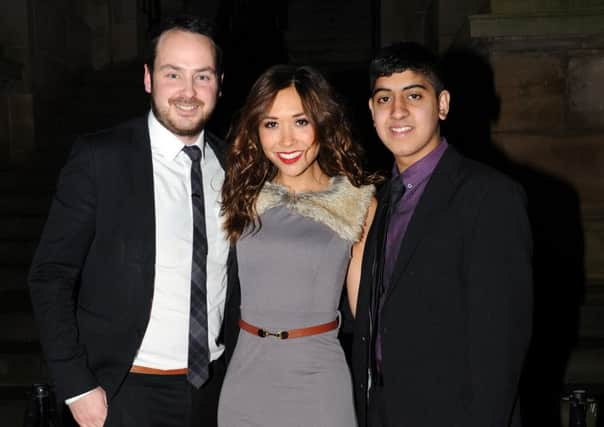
[183,145,202,162]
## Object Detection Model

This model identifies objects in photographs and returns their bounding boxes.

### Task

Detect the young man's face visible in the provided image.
[369,70,450,171]
[144,29,222,144]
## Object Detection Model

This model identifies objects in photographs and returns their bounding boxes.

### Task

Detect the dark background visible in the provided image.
[1,1,603,425]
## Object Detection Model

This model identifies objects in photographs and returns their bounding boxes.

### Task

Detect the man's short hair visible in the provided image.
[369,42,445,95]
[145,15,223,78]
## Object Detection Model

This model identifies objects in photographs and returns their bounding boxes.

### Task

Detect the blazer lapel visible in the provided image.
[384,147,462,301]
[125,118,156,268]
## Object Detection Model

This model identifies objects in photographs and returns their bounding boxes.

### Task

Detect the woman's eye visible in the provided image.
[295,118,309,126]
[263,121,278,129]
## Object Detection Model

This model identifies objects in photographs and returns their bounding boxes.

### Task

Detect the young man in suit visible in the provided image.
[28,15,239,427]
[351,42,533,427]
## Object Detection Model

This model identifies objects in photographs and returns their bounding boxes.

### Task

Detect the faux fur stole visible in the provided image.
[256,176,374,242]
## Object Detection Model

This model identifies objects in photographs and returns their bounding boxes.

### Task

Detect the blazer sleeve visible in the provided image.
[28,140,99,400]
[465,178,533,425]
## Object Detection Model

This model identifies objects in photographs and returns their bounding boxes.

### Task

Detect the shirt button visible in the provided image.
[407,183,413,189]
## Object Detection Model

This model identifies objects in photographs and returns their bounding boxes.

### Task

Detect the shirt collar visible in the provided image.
[148,111,205,161]
[392,138,448,188]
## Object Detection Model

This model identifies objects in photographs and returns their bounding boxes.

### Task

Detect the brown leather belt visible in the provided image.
[239,318,339,340]
[130,365,188,375]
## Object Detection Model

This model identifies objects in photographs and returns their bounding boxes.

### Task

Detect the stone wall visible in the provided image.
[491,0,604,14]
[478,35,604,289]
[460,8,604,420]
[439,1,604,417]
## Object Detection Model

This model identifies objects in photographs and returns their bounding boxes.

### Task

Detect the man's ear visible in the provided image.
[368,97,375,123]
[144,64,152,94]
[438,90,451,120]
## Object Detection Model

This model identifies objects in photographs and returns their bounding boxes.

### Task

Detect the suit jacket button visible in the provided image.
[361,336,366,342]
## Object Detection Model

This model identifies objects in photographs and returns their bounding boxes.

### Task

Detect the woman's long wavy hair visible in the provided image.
[222,65,375,244]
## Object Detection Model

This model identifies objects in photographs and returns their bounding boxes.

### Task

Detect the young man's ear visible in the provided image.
[368,97,375,121]
[438,90,451,120]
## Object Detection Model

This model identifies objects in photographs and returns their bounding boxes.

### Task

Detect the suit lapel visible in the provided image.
[126,118,156,267]
[383,147,462,302]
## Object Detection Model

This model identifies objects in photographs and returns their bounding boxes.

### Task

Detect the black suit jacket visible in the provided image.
[352,146,532,427]
[28,117,240,402]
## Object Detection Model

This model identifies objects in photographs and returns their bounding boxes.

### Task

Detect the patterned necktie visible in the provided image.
[182,145,209,388]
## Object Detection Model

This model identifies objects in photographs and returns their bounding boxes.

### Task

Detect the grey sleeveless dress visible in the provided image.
[218,177,373,427]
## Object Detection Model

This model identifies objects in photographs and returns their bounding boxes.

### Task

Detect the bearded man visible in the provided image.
[29,15,239,427]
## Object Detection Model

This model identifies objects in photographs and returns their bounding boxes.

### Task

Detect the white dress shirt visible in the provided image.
[134,112,229,367]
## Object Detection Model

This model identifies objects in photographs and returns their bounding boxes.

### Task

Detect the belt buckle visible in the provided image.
[257,328,289,339]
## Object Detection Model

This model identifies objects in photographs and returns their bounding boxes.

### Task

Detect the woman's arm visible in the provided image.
[346,196,377,316]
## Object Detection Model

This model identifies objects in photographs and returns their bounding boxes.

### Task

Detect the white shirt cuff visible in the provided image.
[65,389,95,405]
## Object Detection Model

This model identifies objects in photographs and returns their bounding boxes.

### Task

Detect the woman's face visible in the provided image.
[258,85,321,191]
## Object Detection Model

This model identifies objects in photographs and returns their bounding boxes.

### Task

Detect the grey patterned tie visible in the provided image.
[182,145,209,388]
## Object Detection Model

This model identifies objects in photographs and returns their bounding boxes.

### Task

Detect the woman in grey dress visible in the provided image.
[218,65,377,426]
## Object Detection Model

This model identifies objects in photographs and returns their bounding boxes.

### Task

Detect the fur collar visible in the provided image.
[256,176,374,242]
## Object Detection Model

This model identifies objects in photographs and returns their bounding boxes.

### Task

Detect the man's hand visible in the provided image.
[69,386,108,427]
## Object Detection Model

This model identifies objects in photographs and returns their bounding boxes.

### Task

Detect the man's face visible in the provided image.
[369,70,450,171]
[144,29,221,144]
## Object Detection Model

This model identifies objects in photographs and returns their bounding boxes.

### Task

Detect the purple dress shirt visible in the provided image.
[382,139,448,289]
[375,139,448,373]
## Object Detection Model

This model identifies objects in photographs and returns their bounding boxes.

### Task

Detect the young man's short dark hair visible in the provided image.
[369,42,444,95]
[145,15,223,78]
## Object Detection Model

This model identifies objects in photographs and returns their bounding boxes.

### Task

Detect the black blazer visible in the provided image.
[28,117,240,402]
[351,147,533,427]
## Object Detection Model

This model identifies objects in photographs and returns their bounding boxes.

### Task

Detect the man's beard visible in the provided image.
[151,96,209,137]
